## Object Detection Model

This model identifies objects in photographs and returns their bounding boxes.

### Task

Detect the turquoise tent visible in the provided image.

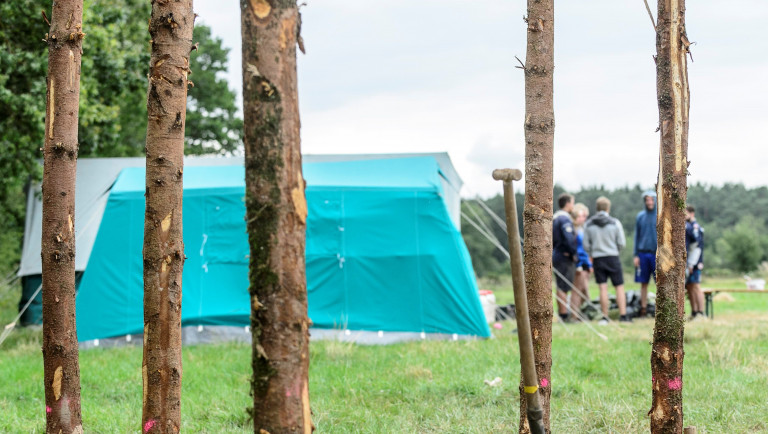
[73,156,490,341]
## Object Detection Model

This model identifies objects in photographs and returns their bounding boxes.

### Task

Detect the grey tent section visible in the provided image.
[18,156,243,278]
[17,152,463,279]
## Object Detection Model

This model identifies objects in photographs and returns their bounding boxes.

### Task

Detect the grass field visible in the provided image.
[2,276,767,432]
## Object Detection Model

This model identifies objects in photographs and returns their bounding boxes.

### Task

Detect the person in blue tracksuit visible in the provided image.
[633,190,657,317]
[685,205,705,319]
[570,203,592,321]
[552,193,577,322]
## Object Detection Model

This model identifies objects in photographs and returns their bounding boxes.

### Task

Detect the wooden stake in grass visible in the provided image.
[141,1,194,432]
[521,0,555,431]
[241,1,313,432]
[650,0,691,432]
[41,1,85,432]
[494,169,546,434]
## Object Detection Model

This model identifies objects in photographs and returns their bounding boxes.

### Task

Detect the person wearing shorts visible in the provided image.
[583,196,631,323]
[552,193,577,322]
[633,191,657,317]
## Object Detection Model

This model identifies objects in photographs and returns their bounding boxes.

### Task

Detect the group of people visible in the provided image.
[552,191,705,324]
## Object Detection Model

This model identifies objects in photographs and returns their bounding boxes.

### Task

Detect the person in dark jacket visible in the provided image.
[552,193,577,322]
[633,190,657,317]
[583,196,631,323]
[685,205,705,319]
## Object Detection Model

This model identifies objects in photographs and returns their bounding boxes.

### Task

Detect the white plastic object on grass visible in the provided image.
[479,290,497,323]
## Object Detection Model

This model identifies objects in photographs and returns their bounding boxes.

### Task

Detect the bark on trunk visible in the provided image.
[41,1,85,432]
[520,1,555,432]
[650,0,690,432]
[241,1,312,433]
[141,1,194,432]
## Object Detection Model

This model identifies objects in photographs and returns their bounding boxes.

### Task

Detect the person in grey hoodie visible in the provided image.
[583,196,631,323]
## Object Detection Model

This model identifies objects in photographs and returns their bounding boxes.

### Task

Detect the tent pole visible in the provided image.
[492,168,545,434]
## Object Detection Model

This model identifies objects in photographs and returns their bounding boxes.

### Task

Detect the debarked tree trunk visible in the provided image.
[520,0,555,432]
[141,0,194,432]
[650,0,691,432]
[41,1,85,432]
[241,1,312,433]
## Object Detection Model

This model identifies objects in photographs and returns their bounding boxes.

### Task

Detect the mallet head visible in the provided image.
[492,168,522,182]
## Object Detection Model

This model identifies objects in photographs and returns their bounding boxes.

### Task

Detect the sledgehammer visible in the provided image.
[492,168,545,434]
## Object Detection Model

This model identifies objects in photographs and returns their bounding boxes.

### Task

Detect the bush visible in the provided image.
[717,216,768,274]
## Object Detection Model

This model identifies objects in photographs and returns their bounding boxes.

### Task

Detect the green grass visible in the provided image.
[2,276,768,432]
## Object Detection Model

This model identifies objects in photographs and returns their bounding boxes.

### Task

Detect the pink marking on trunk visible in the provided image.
[668,377,682,390]
[144,419,156,432]
[46,405,52,414]
[652,376,655,382]
[540,378,549,387]
[286,379,302,397]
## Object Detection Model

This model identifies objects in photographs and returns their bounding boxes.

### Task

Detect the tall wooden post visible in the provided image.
[241,1,313,432]
[141,1,194,432]
[650,0,690,432]
[521,0,555,432]
[41,1,85,432]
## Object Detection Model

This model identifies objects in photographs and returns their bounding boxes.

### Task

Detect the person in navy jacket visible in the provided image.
[633,190,657,317]
[552,193,577,321]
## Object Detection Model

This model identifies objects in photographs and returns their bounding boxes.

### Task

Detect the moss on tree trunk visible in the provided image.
[520,0,555,432]
[241,0,313,432]
[141,1,194,432]
[650,0,690,432]
[40,1,85,432]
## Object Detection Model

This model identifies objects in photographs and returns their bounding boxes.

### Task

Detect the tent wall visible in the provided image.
[65,157,488,341]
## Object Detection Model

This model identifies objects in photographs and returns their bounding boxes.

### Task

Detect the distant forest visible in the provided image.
[461,183,768,278]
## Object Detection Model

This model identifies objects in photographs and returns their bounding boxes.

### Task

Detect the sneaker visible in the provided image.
[692,312,707,322]
[619,315,633,323]
[565,315,582,324]
[597,317,609,325]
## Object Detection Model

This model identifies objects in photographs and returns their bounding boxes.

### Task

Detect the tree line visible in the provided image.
[462,182,768,278]
[0,0,241,279]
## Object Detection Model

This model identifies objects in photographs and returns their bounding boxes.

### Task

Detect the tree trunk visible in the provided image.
[650,0,690,432]
[41,1,85,432]
[141,1,194,432]
[520,0,555,432]
[241,1,312,433]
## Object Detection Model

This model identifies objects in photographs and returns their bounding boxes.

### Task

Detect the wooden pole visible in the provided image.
[494,168,545,434]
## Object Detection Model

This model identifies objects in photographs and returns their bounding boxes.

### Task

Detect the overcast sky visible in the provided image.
[195,1,768,198]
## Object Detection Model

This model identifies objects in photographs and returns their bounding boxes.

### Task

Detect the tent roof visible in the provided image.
[18,153,463,277]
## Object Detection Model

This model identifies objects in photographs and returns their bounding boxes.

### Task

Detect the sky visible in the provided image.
[195,0,768,198]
